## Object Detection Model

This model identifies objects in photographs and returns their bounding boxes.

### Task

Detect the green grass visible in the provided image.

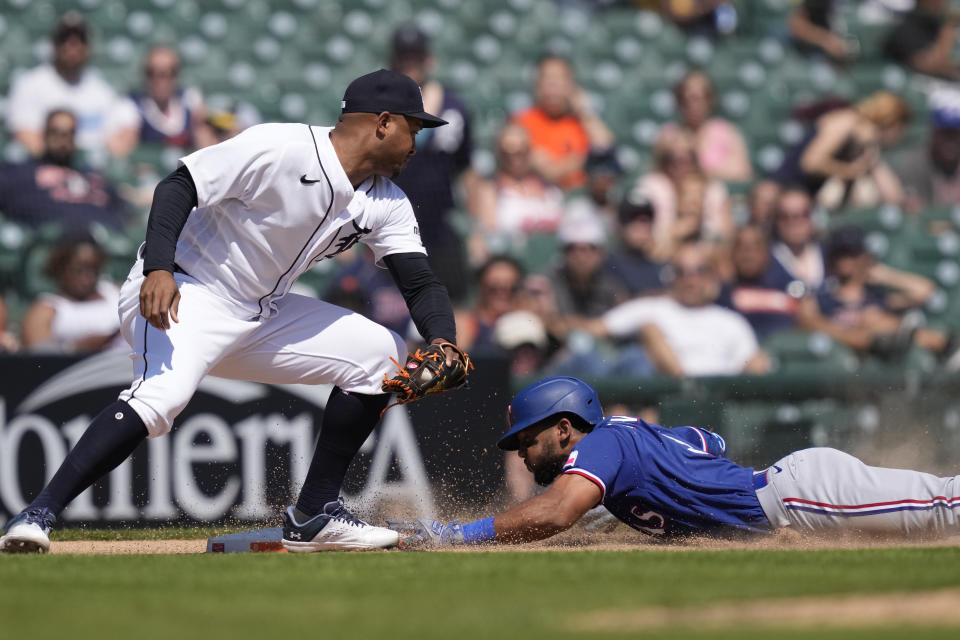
[2,548,960,639]
[51,525,257,541]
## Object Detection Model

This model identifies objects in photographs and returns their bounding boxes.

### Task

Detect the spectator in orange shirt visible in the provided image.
[513,55,614,191]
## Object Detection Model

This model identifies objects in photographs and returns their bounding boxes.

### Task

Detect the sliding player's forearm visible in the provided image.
[491,495,579,543]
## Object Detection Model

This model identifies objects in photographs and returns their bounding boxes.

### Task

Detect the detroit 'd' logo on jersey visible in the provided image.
[316,220,372,262]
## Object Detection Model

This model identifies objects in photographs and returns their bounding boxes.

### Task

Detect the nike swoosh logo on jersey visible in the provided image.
[300,174,321,184]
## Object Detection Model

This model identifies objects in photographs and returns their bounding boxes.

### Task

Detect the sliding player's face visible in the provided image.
[515,422,567,486]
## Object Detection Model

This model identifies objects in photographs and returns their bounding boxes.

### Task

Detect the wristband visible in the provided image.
[461,517,496,544]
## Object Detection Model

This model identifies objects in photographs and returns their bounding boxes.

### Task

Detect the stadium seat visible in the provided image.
[762,330,860,376]
[827,204,915,235]
[515,233,559,275]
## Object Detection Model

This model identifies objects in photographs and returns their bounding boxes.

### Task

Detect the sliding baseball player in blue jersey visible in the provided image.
[390,376,960,546]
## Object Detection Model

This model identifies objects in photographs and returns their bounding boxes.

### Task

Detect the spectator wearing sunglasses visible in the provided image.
[130,46,206,149]
[455,256,526,351]
[0,110,130,231]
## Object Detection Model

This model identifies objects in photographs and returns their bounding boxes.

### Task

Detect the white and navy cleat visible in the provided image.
[0,507,56,554]
[281,498,399,552]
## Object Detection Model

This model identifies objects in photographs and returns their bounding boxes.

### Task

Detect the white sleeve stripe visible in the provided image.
[693,427,709,452]
[563,468,607,503]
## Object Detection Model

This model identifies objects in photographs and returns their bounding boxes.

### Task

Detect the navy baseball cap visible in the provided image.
[825,226,867,263]
[391,25,430,59]
[933,105,960,130]
[618,191,655,225]
[341,69,447,128]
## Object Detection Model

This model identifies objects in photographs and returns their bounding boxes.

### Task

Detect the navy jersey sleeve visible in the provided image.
[561,429,623,504]
[667,427,727,458]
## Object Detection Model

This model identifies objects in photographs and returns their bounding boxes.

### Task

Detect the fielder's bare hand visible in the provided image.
[140,270,180,330]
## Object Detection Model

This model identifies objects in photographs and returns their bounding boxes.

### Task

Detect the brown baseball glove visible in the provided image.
[381,341,473,412]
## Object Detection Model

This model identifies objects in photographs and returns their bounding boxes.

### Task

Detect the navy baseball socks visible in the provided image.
[283,387,398,551]
[1,400,148,553]
[294,387,389,518]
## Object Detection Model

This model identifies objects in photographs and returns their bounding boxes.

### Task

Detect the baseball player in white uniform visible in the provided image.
[1,69,467,553]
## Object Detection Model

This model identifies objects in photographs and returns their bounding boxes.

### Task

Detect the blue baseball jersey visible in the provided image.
[562,417,772,538]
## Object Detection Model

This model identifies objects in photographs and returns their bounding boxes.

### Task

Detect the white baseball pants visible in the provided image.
[755,447,960,538]
[116,259,406,436]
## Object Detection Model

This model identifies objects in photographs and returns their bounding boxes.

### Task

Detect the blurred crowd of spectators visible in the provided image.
[3,3,960,386]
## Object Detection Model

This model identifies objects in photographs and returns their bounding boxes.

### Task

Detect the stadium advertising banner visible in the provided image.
[0,352,510,527]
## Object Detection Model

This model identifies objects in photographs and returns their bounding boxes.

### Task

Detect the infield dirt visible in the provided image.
[47,528,960,554]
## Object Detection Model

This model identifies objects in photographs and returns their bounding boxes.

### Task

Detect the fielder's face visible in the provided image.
[378,113,422,179]
[515,422,567,486]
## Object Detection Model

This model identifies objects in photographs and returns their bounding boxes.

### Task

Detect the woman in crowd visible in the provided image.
[20,236,123,353]
[634,130,733,261]
[658,70,753,182]
[779,91,909,210]
[471,123,566,256]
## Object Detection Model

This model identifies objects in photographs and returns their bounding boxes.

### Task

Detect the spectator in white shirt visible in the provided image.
[582,242,770,377]
[6,12,138,160]
[20,234,123,354]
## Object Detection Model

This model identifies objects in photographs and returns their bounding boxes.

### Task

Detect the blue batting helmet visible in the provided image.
[497,376,603,450]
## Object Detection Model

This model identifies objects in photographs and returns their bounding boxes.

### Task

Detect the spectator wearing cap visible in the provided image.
[541,214,651,381]
[633,130,733,261]
[797,226,959,366]
[194,100,262,148]
[582,241,770,377]
[492,310,551,377]
[0,110,131,231]
[130,46,206,148]
[472,123,566,256]
[893,91,960,213]
[549,213,627,319]
[565,148,624,228]
[657,70,753,182]
[512,55,614,191]
[604,192,668,297]
[388,25,478,303]
[6,12,138,160]
[883,0,960,80]
[716,224,803,340]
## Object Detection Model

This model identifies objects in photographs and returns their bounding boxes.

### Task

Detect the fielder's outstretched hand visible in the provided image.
[140,270,181,330]
[386,519,464,549]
